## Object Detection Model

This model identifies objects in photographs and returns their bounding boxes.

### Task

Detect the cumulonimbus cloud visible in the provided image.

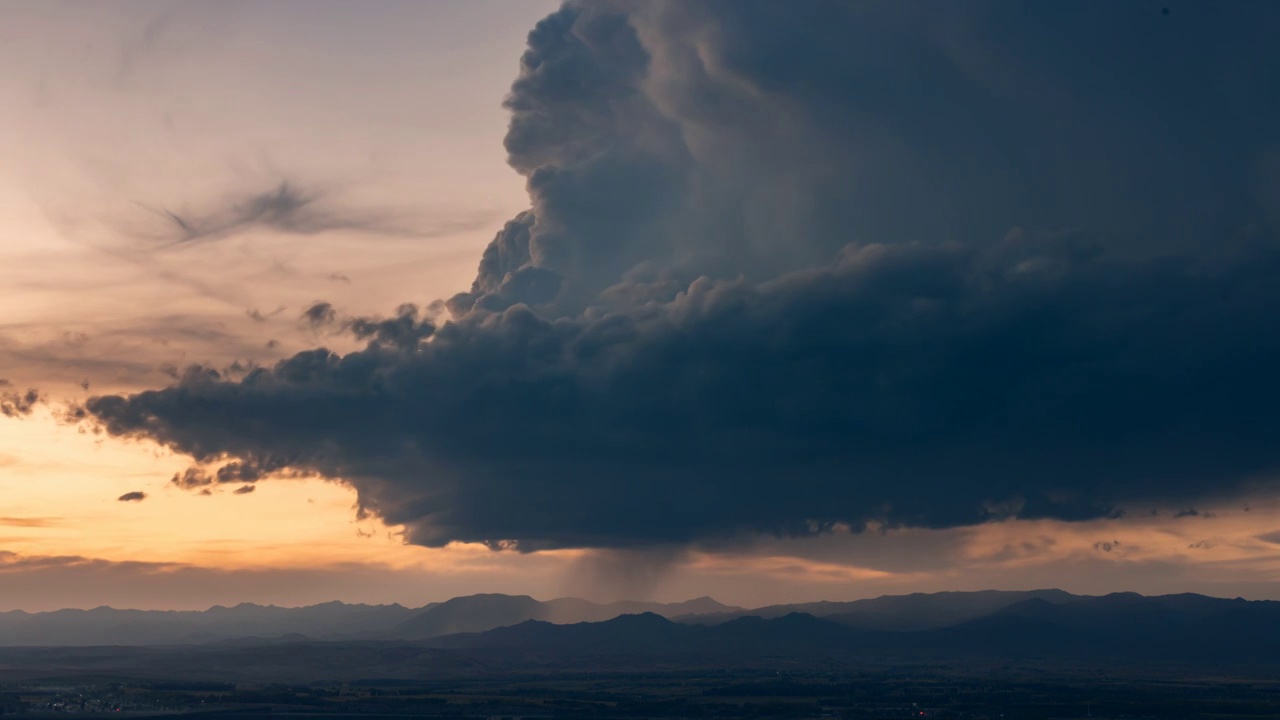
[84,0,1280,550]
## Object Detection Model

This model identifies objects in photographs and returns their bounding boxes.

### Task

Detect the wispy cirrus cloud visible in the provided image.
[0,517,61,528]
[142,181,432,246]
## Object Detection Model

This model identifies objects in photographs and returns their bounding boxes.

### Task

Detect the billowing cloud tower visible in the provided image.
[87,0,1280,549]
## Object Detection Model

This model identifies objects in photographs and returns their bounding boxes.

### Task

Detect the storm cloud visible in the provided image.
[86,1,1280,550]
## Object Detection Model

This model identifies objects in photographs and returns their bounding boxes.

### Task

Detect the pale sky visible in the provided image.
[0,0,562,610]
[3,0,1280,612]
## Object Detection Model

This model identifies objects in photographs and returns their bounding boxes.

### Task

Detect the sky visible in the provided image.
[3,0,1280,612]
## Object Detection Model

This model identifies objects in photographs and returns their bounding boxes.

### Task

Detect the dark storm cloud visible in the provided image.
[297,302,436,350]
[346,304,437,351]
[117,491,147,503]
[85,1,1280,550]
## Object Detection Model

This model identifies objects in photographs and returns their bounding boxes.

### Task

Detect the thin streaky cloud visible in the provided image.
[0,517,62,528]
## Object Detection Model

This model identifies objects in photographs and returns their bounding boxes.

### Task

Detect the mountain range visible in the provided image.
[3,589,1277,667]
[0,594,737,646]
[427,591,1280,664]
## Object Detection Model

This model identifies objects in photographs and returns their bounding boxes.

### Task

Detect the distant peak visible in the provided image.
[448,593,535,602]
[777,612,823,622]
[1095,592,1148,604]
[607,612,671,624]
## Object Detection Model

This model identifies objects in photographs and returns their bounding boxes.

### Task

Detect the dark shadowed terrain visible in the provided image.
[2,591,1279,718]
[0,595,739,647]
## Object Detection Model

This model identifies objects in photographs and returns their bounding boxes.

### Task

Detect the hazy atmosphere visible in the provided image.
[3,0,1280,613]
